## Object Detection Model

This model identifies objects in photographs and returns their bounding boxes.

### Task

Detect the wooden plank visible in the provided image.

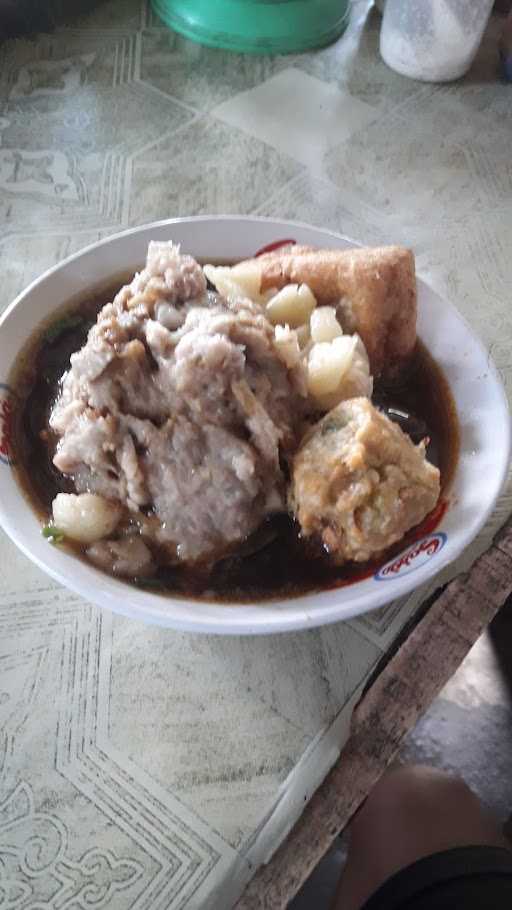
[236,517,512,910]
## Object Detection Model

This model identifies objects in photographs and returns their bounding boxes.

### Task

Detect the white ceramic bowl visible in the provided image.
[0,217,510,634]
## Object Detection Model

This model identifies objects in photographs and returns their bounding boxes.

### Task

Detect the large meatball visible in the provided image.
[50,242,307,567]
[289,398,440,564]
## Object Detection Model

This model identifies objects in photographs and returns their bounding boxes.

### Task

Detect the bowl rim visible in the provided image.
[0,214,510,634]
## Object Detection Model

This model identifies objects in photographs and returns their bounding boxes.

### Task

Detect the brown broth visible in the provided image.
[10,271,460,603]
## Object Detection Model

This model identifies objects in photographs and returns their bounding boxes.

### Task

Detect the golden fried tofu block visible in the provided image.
[289,398,440,564]
[255,245,417,379]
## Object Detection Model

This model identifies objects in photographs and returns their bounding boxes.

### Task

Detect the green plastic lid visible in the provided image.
[151,0,351,55]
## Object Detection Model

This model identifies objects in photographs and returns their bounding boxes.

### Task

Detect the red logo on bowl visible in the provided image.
[0,384,17,467]
[254,238,296,258]
[375,533,447,581]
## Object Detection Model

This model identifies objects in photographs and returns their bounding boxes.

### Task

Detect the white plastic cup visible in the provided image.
[380,0,494,82]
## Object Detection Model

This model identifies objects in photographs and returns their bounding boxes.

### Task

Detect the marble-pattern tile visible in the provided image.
[108,615,381,849]
[71,0,145,31]
[143,0,168,29]
[212,624,381,737]
[407,210,512,364]
[0,29,141,100]
[394,88,512,210]
[212,67,377,171]
[324,112,478,234]
[0,147,125,235]
[0,63,193,234]
[324,88,511,235]
[295,2,427,114]
[0,591,236,910]
[255,172,389,245]
[128,115,303,223]
[108,618,309,849]
[139,29,294,112]
[0,230,114,309]
[2,83,192,156]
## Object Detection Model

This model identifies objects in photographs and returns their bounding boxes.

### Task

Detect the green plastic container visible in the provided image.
[151,0,351,55]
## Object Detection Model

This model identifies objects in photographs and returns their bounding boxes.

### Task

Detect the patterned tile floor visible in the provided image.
[292,600,512,908]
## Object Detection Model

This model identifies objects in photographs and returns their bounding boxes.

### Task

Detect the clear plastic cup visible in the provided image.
[151,0,351,55]
[380,0,494,82]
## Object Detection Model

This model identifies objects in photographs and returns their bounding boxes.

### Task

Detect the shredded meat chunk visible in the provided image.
[50,242,306,566]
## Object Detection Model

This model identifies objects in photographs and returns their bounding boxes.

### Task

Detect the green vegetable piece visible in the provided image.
[321,414,350,436]
[42,524,65,544]
[321,419,340,436]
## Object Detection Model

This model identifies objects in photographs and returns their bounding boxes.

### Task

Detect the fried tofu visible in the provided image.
[251,245,417,379]
[289,398,440,564]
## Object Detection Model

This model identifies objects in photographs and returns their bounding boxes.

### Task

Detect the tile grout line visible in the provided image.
[251,172,306,217]
[128,109,206,160]
[134,75,202,117]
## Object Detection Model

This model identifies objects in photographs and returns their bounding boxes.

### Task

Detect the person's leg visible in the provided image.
[334,764,509,910]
